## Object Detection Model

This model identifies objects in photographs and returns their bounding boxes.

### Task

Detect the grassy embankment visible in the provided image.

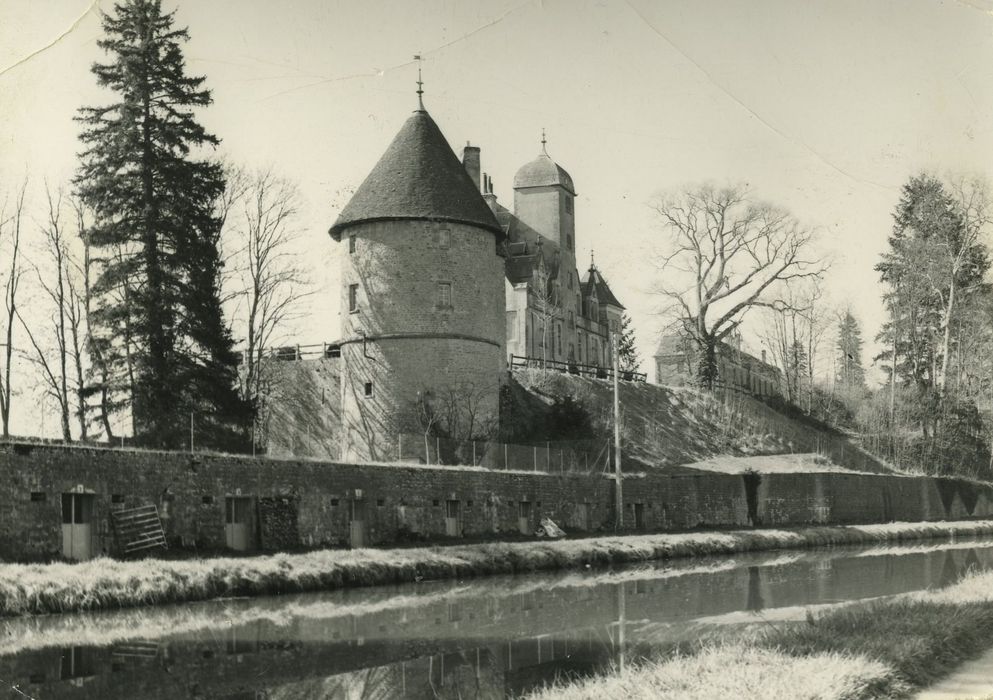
[2,520,992,618]
[511,370,892,474]
[530,563,993,700]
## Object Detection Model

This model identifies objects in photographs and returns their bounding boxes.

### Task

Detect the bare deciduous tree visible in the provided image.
[760,279,829,408]
[937,174,993,390]
[760,287,807,405]
[223,167,311,415]
[0,180,27,437]
[410,381,498,464]
[18,185,86,441]
[530,246,562,368]
[652,184,825,388]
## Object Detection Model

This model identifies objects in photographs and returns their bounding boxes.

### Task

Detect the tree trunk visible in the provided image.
[81,240,113,441]
[889,321,897,427]
[939,278,955,392]
[70,317,88,441]
[696,337,718,390]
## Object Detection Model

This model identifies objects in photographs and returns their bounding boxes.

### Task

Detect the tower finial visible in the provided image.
[414,55,424,110]
[541,128,547,154]
[590,248,595,269]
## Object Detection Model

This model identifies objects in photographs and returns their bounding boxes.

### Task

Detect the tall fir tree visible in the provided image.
[616,313,639,373]
[876,175,987,391]
[875,173,990,462]
[75,0,249,449]
[835,309,865,388]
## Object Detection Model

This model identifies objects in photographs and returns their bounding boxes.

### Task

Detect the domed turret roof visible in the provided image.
[329,110,503,240]
[513,153,575,195]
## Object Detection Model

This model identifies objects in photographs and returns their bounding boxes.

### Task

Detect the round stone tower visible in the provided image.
[328,107,506,462]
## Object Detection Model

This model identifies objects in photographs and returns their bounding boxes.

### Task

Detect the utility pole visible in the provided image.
[612,332,622,531]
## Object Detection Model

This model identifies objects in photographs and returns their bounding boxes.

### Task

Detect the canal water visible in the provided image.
[3,538,993,699]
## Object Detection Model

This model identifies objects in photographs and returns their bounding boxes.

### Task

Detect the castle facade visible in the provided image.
[329,101,623,461]
[464,141,624,370]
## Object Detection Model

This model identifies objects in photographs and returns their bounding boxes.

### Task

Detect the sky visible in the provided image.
[3,0,993,436]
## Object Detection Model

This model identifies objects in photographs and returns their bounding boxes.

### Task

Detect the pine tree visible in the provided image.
[835,309,865,388]
[617,313,639,373]
[75,0,249,449]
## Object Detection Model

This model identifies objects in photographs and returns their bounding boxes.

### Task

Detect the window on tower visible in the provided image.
[349,234,356,254]
[438,228,451,249]
[565,197,573,215]
[348,284,359,313]
[438,282,453,308]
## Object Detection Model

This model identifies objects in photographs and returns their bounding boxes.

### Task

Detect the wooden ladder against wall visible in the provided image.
[111,504,168,556]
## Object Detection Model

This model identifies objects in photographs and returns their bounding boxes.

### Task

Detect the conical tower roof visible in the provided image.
[329,110,503,240]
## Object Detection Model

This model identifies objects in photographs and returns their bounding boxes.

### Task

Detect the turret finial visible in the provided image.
[590,248,595,269]
[414,55,424,110]
[541,128,547,154]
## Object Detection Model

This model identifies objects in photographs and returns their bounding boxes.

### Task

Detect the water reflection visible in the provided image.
[4,539,993,699]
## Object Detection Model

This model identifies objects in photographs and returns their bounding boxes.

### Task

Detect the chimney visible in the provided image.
[761,349,767,364]
[462,142,481,192]
[482,173,498,212]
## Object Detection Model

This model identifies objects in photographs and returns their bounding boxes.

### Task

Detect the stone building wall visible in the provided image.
[3,442,993,562]
[0,442,609,561]
[339,219,505,462]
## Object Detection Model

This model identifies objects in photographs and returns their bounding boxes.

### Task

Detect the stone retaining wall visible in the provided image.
[2,442,993,561]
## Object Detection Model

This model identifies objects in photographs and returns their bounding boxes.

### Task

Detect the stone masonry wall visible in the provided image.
[339,219,506,462]
[0,442,610,561]
[2,442,993,561]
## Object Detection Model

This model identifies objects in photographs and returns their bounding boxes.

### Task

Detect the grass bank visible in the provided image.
[2,519,992,618]
[531,563,993,699]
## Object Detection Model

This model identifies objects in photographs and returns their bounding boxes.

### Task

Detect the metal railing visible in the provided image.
[509,355,647,382]
[237,342,341,364]
[398,433,609,474]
